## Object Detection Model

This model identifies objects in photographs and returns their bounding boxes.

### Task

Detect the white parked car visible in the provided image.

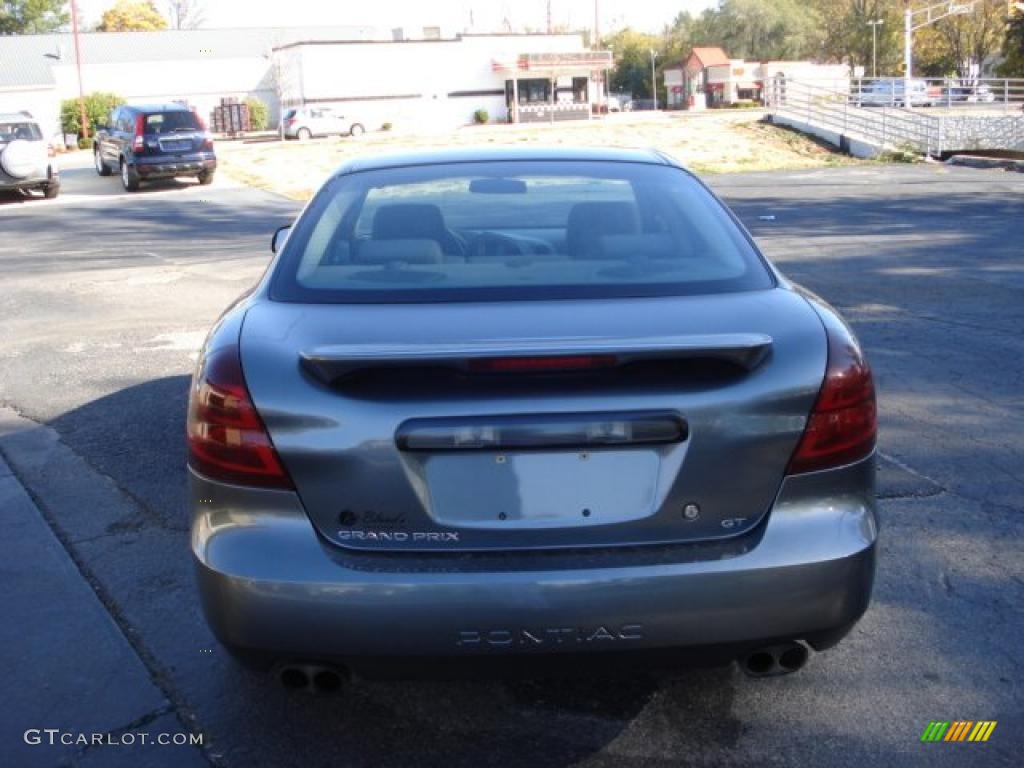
[0,112,59,198]
[858,79,937,108]
[281,106,365,140]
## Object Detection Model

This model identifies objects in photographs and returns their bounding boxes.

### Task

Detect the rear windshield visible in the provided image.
[283,109,297,120]
[144,111,200,133]
[270,160,773,303]
[0,121,42,142]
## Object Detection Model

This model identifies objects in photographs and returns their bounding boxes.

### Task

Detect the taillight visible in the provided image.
[47,144,56,158]
[133,114,144,152]
[786,320,876,475]
[286,118,297,126]
[201,133,214,151]
[187,345,293,489]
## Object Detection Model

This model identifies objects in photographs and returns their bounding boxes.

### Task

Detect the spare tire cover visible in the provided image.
[0,139,39,179]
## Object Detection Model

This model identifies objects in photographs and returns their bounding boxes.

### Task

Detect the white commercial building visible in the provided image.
[274,34,612,130]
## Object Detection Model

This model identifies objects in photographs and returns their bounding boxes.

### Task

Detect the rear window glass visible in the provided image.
[144,111,200,133]
[271,160,773,303]
[283,109,297,120]
[0,122,42,142]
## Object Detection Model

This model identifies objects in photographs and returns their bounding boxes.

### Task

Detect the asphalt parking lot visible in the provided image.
[0,155,1021,768]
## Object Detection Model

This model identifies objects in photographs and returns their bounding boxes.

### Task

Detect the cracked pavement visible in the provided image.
[0,157,1021,767]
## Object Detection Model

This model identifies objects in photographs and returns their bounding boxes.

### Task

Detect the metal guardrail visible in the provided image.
[851,77,1024,111]
[764,77,1024,156]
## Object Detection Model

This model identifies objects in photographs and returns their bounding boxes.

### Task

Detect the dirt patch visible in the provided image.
[216,112,858,200]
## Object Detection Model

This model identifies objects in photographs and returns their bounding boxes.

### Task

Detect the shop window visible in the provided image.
[518,78,552,104]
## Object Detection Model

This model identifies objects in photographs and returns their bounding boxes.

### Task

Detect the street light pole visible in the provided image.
[650,49,658,110]
[867,19,884,79]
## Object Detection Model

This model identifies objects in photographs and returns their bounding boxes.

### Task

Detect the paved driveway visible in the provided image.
[0,160,1020,767]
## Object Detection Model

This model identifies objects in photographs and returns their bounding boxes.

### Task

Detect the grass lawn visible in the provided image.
[216,111,857,200]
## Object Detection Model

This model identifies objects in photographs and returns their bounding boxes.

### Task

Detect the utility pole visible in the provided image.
[867,19,884,78]
[70,1,88,142]
[650,49,658,110]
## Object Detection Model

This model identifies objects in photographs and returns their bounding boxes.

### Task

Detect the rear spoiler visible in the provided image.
[300,334,772,384]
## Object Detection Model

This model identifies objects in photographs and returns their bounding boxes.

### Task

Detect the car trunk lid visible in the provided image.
[240,289,826,552]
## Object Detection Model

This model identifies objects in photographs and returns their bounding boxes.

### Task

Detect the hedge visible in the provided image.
[60,92,125,137]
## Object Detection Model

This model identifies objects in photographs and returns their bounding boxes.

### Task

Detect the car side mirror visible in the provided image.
[271,224,292,254]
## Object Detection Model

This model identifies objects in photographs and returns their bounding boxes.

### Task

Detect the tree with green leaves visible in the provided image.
[998,9,1024,76]
[244,98,268,131]
[96,0,167,31]
[688,0,822,61]
[810,1,1010,78]
[928,0,1008,78]
[0,0,69,34]
[60,91,124,135]
[813,1,902,75]
[661,11,696,67]
[604,27,663,99]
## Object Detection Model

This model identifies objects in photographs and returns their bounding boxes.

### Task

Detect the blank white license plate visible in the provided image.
[421,449,660,529]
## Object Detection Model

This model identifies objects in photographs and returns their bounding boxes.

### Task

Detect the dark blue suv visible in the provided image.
[93,103,216,191]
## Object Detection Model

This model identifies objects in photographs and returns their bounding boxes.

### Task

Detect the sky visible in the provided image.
[76,0,716,34]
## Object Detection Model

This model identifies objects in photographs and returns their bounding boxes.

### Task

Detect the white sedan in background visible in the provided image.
[281,106,365,140]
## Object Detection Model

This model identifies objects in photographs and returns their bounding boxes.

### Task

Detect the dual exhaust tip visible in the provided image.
[276,642,810,690]
[278,663,348,693]
[740,641,809,677]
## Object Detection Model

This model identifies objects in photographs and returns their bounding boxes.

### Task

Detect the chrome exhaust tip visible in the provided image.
[277,663,348,693]
[740,641,809,677]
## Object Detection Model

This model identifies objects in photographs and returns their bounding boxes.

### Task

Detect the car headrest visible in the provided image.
[566,202,642,258]
[355,239,443,264]
[597,233,677,260]
[372,204,448,242]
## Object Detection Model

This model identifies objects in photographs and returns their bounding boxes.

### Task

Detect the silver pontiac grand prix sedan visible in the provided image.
[189,147,877,689]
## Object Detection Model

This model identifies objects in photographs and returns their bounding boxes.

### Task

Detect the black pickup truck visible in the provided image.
[93,103,216,191]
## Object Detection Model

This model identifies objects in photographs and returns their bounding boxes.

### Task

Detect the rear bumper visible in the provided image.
[135,154,215,179]
[191,456,877,667]
[0,168,57,190]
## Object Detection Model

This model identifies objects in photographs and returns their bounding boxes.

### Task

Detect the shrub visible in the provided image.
[60,92,124,137]
[244,98,269,131]
[77,136,92,150]
[473,108,489,125]
[878,146,921,164]
[381,122,393,131]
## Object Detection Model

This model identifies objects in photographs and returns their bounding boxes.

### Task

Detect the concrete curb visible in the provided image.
[946,154,1024,172]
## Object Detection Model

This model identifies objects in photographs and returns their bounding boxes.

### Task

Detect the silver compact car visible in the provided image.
[190,147,877,687]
